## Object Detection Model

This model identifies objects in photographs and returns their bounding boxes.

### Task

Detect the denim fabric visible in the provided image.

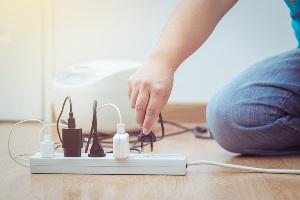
[206,48,300,155]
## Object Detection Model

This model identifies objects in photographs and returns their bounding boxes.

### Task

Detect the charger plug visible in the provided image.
[138,131,156,152]
[40,135,54,158]
[68,112,76,128]
[62,127,83,157]
[88,132,106,157]
[113,124,129,159]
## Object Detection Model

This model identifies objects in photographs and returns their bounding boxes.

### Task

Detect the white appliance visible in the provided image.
[53,60,143,133]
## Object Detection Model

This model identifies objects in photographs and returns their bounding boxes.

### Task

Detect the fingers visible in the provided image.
[127,83,132,99]
[142,88,167,135]
[131,87,165,135]
[134,90,150,128]
[130,89,139,109]
[128,78,139,109]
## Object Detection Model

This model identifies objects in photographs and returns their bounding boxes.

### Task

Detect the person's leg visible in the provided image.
[206,48,300,156]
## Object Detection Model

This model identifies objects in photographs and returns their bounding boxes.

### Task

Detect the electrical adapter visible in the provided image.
[62,127,83,157]
[88,132,106,157]
[40,134,54,158]
[113,124,129,159]
[138,131,156,152]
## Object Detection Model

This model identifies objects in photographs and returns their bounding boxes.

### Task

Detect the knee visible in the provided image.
[206,97,244,154]
[206,91,278,155]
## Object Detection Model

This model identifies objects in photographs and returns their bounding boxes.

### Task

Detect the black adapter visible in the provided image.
[62,127,83,157]
[63,111,82,157]
[138,131,156,152]
[56,97,83,157]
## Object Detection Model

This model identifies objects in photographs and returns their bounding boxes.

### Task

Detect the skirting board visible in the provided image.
[162,102,207,123]
[52,102,207,125]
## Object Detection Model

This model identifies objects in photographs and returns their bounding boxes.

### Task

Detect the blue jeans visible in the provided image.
[206,48,300,155]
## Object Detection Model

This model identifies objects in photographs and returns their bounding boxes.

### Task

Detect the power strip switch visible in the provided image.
[30,153,187,175]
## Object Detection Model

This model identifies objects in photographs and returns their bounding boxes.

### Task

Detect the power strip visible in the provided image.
[30,153,187,175]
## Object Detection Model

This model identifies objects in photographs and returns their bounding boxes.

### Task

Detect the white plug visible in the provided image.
[40,134,55,158]
[113,124,129,159]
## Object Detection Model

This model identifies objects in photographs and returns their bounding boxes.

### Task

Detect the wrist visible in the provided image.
[146,53,181,74]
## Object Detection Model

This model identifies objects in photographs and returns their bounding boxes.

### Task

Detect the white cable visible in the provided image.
[15,149,41,162]
[8,119,45,168]
[38,123,67,144]
[187,160,300,174]
[14,150,39,161]
[13,124,65,163]
[15,156,30,162]
[97,103,122,124]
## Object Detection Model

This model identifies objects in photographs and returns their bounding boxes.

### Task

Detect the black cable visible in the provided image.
[69,97,72,112]
[157,113,164,141]
[159,119,212,139]
[130,148,142,154]
[85,100,97,153]
[56,96,71,143]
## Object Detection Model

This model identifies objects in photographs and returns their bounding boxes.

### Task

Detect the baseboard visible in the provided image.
[162,102,207,123]
[52,102,207,124]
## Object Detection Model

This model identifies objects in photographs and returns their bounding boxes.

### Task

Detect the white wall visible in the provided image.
[0,0,43,120]
[173,0,296,101]
[52,0,296,106]
[53,0,178,72]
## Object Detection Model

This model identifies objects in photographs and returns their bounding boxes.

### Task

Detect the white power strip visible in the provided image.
[30,153,187,175]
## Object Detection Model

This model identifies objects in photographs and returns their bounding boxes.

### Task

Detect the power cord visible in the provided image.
[85,100,101,153]
[159,119,210,139]
[9,121,66,167]
[8,119,45,168]
[38,123,67,144]
[56,96,72,143]
[187,160,300,174]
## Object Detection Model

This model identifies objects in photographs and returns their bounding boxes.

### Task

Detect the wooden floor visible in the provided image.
[1,121,300,200]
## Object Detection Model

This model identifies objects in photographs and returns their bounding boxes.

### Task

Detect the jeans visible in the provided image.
[206,48,300,155]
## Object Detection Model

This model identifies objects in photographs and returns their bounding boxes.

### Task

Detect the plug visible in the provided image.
[62,127,83,157]
[113,124,129,159]
[61,107,83,157]
[88,132,106,157]
[138,131,156,152]
[40,134,55,158]
[68,112,76,128]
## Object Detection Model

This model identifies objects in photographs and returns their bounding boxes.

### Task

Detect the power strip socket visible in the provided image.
[30,153,187,175]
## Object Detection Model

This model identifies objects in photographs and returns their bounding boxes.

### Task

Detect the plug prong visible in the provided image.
[141,142,144,152]
[151,142,153,152]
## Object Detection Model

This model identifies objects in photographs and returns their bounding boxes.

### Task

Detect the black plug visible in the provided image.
[194,126,207,133]
[62,127,83,157]
[88,132,106,157]
[61,100,82,157]
[138,131,156,152]
[68,112,76,128]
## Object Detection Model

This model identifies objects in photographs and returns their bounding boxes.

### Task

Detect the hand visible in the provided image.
[128,59,175,135]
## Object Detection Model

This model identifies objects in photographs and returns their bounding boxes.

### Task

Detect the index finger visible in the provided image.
[142,93,165,135]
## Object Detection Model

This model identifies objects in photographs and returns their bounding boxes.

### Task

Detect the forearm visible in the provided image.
[148,0,238,71]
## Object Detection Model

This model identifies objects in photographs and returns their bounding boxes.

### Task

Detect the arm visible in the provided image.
[128,0,237,134]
